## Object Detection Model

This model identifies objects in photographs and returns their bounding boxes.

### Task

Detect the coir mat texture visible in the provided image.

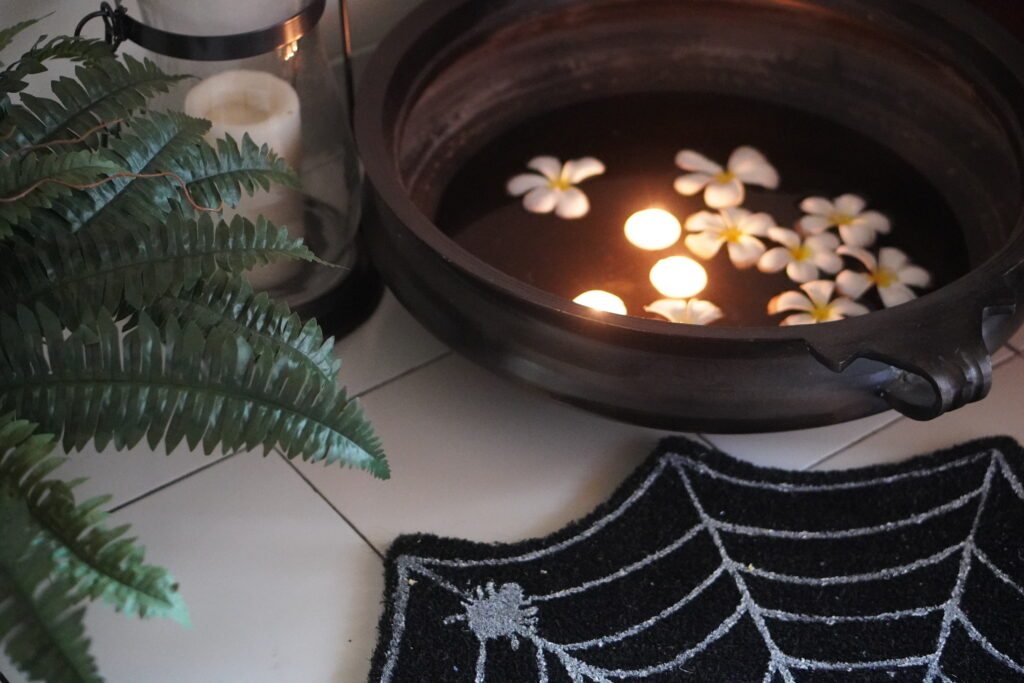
[369,436,1024,682]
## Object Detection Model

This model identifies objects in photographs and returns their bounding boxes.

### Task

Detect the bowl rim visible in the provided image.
[355,0,1024,350]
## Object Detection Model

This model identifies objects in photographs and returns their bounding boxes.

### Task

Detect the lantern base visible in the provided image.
[292,237,384,340]
[256,194,384,340]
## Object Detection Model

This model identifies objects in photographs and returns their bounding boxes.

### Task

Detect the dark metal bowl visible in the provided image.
[355,0,1024,432]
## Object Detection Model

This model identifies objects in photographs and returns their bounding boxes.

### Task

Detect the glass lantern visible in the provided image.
[75,0,382,337]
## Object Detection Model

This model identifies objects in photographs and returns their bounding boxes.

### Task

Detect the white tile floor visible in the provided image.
[3,292,1024,683]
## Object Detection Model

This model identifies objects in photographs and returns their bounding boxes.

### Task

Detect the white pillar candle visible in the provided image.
[184,69,305,289]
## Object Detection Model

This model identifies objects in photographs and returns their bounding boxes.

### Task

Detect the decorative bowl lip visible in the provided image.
[356,0,1024,347]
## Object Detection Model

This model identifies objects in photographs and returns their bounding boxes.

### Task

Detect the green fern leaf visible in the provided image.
[0,18,41,54]
[46,111,211,234]
[1,35,114,101]
[0,496,101,683]
[0,306,389,477]
[1,55,183,153]
[0,412,189,628]
[150,272,341,380]
[185,133,298,211]
[0,148,125,237]
[0,212,317,321]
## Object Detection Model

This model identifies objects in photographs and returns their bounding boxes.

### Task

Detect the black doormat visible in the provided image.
[369,437,1024,682]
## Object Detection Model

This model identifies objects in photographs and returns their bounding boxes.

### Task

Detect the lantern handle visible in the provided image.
[74,2,127,50]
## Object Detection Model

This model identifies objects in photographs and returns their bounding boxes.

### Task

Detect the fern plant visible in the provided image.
[0,20,387,682]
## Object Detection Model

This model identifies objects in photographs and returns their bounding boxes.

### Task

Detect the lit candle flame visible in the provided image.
[279,39,300,61]
[624,208,682,251]
[649,256,708,298]
[573,290,627,315]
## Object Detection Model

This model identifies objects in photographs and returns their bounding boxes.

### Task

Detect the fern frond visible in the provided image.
[0,412,188,628]
[0,148,125,238]
[185,133,298,211]
[0,18,41,54]
[149,272,341,380]
[1,55,183,153]
[0,306,389,477]
[1,35,114,100]
[0,212,317,321]
[0,496,101,683]
[47,111,211,233]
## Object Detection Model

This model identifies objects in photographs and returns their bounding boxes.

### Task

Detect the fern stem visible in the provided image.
[0,170,222,212]
[0,118,123,166]
[0,374,371,468]
[15,247,301,307]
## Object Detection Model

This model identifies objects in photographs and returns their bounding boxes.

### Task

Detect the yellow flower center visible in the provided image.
[721,226,744,243]
[830,212,856,227]
[714,171,736,184]
[871,268,897,288]
[789,245,812,262]
[810,303,835,322]
[548,177,572,191]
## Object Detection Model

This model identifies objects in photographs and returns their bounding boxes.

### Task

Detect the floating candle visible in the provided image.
[649,256,708,299]
[573,290,628,315]
[624,208,682,250]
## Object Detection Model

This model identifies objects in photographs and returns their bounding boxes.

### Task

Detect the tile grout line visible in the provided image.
[801,415,905,471]
[107,452,242,513]
[101,352,448,516]
[805,346,1023,471]
[277,452,386,561]
[352,350,453,400]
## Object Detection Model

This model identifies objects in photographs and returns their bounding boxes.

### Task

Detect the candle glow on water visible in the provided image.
[624,208,682,250]
[573,290,628,315]
[649,256,708,299]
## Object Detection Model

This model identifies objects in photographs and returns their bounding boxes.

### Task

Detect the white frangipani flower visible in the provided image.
[507,156,606,219]
[684,208,775,268]
[758,227,842,284]
[836,246,931,308]
[768,280,869,326]
[673,146,779,209]
[798,194,891,247]
[644,298,724,325]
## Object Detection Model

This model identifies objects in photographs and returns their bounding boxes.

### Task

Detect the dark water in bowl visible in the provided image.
[435,93,969,327]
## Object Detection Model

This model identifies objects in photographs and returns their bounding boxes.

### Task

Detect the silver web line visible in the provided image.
[924,457,997,682]
[713,485,981,539]
[672,460,796,683]
[761,662,776,683]
[761,605,943,623]
[379,559,415,683]
[741,543,962,586]
[536,640,549,683]
[955,611,1024,674]
[532,604,747,680]
[557,565,727,650]
[533,523,704,602]
[996,451,1024,500]
[974,548,1024,598]
[782,654,931,670]
[474,641,487,683]
[410,563,471,600]
[672,451,988,493]
[418,458,671,569]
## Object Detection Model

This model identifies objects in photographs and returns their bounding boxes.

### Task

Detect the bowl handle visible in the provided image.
[809,301,1010,421]
[876,342,993,420]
